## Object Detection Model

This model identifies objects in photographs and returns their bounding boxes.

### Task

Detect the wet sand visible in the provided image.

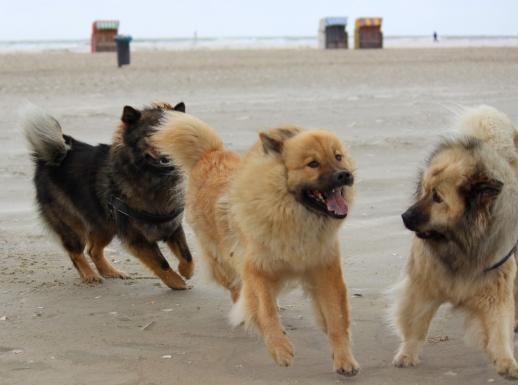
[1,47,518,385]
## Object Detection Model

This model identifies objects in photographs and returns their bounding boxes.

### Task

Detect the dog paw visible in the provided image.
[335,357,360,377]
[496,358,518,379]
[101,269,130,279]
[168,282,188,290]
[178,261,194,280]
[82,274,103,284]
[162,271,187,290]
[393,352,420,368]
[266,336,294,367]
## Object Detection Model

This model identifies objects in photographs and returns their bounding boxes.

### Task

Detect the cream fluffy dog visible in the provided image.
[393,106,518,379]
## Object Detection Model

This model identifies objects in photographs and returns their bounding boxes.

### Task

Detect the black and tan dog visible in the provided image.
[23,102,193,289]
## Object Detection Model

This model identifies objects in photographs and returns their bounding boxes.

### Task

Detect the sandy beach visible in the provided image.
[1,47,518,385]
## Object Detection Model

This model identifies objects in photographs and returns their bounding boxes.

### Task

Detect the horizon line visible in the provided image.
[1,34,518,44]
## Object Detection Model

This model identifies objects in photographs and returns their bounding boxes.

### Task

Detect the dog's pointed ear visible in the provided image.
[121,106,141,125]
[259,126,301,154]
[260,132,283,153]
[173,102,186,113]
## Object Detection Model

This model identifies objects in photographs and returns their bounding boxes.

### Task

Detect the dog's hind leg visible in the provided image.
[392,280,441,368]
[127,238,186,289]
[45,211,102,283]
[204,250,240,302]
[60,231,101,283]
[87,232,129,279]
[240,261,294,367]
[166,225,194,280]
[195,244,240,302]
[67,251,102,283]
[305,258,359,376]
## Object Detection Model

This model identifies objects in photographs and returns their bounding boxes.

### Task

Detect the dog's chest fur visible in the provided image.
[222,160,343,274]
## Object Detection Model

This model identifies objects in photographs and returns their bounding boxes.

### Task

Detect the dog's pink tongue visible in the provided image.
[326,190,348,216]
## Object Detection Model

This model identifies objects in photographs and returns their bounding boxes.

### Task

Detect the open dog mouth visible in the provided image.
[302,187,348,219]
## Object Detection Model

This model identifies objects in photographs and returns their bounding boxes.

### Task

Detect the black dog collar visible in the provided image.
[108,195,183,224]
[484,245,517,273]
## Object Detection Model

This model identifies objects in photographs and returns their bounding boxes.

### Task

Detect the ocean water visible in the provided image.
[1,35,517,53]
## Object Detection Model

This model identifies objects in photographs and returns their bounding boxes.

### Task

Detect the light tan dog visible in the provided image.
[152,113,359,376]
[392,106,518,379]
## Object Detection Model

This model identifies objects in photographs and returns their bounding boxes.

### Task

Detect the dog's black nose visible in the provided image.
[401,210,414,230]
[334,171,354,186]
[401,207,428,231]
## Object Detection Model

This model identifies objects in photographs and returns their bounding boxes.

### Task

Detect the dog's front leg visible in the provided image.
[305,258,359,376]
[392,278,440,368]
[127,238,187,290]
[472,298,518,379]
[166,225,194,279]
[513,255,518,332]
[241,261,294,367]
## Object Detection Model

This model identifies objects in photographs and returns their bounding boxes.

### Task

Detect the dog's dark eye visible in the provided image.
[307,160,320,168]
[335,154,343,161]
[432,189,443,203]
[159,156,170,165]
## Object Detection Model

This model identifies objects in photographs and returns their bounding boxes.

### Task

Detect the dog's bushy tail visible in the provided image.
[21,106,70,166]
[457,105,517,163]
[151,111,224,173]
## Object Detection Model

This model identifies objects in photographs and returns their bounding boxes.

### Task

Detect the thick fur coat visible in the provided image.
[152,113,359,376]
[23,102,194,288]
[392,106,518,379]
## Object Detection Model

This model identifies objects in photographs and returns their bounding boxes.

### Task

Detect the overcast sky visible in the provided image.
[1,0,517,40]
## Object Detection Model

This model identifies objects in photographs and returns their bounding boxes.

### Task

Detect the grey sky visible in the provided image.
[1,0,517,40]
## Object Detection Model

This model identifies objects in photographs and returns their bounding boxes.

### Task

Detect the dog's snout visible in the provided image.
[334,170,354,186]
[401,207,428,231]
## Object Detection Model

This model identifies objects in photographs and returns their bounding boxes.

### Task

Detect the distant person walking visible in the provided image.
[433,31,438,42]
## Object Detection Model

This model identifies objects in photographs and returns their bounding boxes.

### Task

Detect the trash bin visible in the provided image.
[114,35,132,67]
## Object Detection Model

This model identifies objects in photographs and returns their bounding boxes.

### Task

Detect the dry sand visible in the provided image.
[1,48,518,385]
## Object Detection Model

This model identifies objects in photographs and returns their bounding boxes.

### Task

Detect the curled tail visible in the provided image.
[22,106,70,165]
[456,105,517,163]
[151,111,224,173]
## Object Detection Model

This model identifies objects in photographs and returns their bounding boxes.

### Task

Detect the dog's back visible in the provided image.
[23,107,111,229]
[22,107,120,282]
[34,136,111,228]
[151,112,239,242]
